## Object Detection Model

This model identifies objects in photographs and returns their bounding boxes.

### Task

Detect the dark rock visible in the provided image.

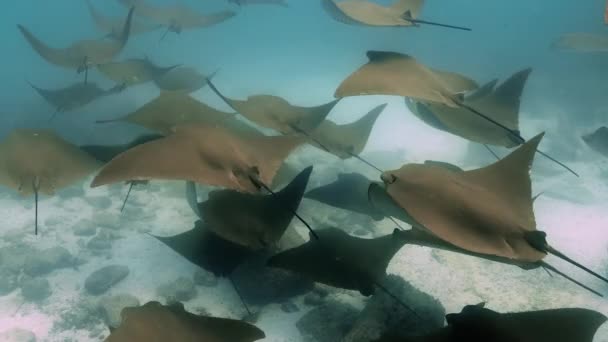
[86,235,112,250]
[98,294,140,328]
[84,265,129,295]
[23,247,74,276]
[343,275,446,341]
[74,223,96,237]
[304,292,324,307]
[86,196,113,210]
[280,301,299,313]
[193,269,218,287]
[156,277,197,302]
[296,300,359,342]
[21,277,51,302]
[0,245,36,273]
[0,268,19,295]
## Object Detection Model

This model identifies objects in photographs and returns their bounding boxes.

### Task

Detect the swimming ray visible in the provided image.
[105,301,265,342]
[153,66,215,93]
[95,91,260,136]
[118,0,236,35]
[322,0,470,31]
[308,103,386,159]
[551,33,608,52]
[18,7,134,81]
[369,133,607,295]
[152,220,255,277]
[90,123,305,193]
[80,134,164,163]
[207,79,339,136]
[195,166,313,249]
[406,68,532,148]
[268,227,407,297]
[86,0,160,39]
[376,304,607,342]
[0,129,100,235]
[97,58,180,86]
[28,81,125,115]
[336,51,577,176]
[305,172,385,221]
[582,126,608,158]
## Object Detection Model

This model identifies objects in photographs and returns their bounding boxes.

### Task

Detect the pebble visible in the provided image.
[84,265,130,295]
[21,277,51,302]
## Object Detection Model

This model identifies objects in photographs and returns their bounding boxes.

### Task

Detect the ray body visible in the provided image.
[406,68,531,148]
[308,103,385,158]
[552,33,608,52]
[18,8,134,71]
[305,172,385,220]
[153,220,254,277]
[106,301,265,342]
[269,228,406,296]
[91,123,305,193]
[229,0,288,7]
[118,0,235,33]
[86,0,160,39]
[370,133,607,293]
[153,66,212,93]
[208,80,339,136]
[582,126,608,158]
[96,91,259,136]
[29,81,124,113]
[80,134,164,163]
[97,58,180,86]
[198,166,313,249]
[323,0,423,27]
[335,51,478,107]
[378,304,607,342]
[0,129,99,234]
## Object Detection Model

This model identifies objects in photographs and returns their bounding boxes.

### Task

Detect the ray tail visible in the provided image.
[404,18,472,31]
[120,182,135,212]
[546,245,608,284]
[229,276,252,317]
[541,262,603,297]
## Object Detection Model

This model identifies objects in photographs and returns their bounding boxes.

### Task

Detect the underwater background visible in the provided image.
[0,0,607,341]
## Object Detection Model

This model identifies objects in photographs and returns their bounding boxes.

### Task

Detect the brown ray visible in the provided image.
[90,123,305,193]
[17,7,134,73]
[86,0,160,39]
[195,166,313,249]
[336,50,577,176]
[551,33,608,52]
[96,91,260,136]
[324,0,423,27]
[582,126,608,158]
[207,79,340,136]
[377,304,607,342]
[118,0,236,34]
[105,301,265,342]
[0,129,100,234]
[369,133,607,295]
[28,81,125,115]
[97,58,180,86]
[406,68,532,148]
[153,66,213,93]
[268,228,407,296]
[308,103,386,159]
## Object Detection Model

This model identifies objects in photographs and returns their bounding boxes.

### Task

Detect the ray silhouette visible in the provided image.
[18,7,134,82]
[153,66,215,93]
[97,58,180,86]
[582,126,608,158]
[207,79,339,136]
[376,304,607,342]
[96,91,260,136]
[0,129,99,234]
[551,33,608,52]
[28,81,125,117]
[86,0,160,39]
[369,133,607,295]
[305,172,385,221]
